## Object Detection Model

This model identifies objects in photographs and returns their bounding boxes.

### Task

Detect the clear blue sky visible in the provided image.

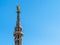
[0,0,60,45]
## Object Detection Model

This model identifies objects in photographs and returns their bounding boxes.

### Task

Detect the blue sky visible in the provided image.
[0,0,60,45]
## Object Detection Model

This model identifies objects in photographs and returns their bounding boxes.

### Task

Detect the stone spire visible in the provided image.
[13,1,23,45]
[16,5,20,28]
[16,0,21,28]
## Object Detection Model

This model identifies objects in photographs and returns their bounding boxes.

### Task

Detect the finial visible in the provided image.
[17,5,20,13]
[16,0,20,13]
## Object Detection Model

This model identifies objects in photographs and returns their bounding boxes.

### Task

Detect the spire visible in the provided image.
[13,1,23,45]
[16,0,21,28]
[16,5,20,27]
